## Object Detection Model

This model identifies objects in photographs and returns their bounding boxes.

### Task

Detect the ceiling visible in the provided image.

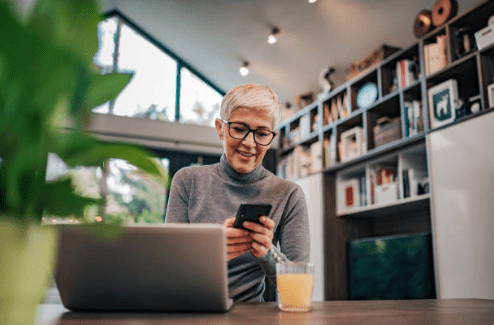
[101,0,483,107]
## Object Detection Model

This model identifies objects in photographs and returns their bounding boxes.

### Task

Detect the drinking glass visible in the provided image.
[276,262,314,312]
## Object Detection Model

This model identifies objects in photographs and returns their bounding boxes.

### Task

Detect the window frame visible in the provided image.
[101,10,225,124]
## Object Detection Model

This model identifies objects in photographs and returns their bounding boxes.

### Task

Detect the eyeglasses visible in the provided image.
[221,119,276,146]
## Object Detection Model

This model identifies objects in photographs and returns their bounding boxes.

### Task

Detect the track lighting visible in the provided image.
[239,61,249,76]
[268,27,280,44]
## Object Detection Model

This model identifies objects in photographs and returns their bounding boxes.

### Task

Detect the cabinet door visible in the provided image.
[428,111,494,299]
[295,173,324,301]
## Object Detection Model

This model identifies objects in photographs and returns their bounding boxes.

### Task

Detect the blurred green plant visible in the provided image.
[0,0,167,223]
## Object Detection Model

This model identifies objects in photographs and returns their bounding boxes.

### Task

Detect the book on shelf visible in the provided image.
[342,93,348,117]
[278,144,322,180]
[396,59,417,89]
[404,101,412,138]
[323,137,337,168]
[424,34,447,76]
[359,173,367,207]
[300,114,311,139]
[404,100,424,137]
[413,100,423,134]
[293,146,309,178]
[311,113,319,133]
[323,102,331,125]
[330,98,339,122]
[309,141,323,173]
[289,126,299,145]
[277,155,293,180]
[402,168,411,199]
[424,43,430,76]
[337,94,348,119]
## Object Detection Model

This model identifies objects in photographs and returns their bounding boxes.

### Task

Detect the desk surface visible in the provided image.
[36,299,494,325]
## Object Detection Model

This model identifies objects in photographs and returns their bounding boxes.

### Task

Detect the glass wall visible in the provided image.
[42,12,224,225]
[180,67,222,126]
[44,153,170,225]
[92,12,224,126]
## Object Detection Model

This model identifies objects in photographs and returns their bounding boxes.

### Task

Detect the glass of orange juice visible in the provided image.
[276,262,314,312]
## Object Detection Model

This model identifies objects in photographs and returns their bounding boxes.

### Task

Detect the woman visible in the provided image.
[165,83,309,302]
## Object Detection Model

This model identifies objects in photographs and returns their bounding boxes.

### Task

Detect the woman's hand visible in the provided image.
[242,216,275,258]
[223,217,253,261]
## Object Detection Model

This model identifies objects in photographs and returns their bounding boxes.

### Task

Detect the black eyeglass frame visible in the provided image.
[221,119,277,146]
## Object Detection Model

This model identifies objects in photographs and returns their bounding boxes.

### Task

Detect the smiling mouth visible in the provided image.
[238,150,255,158]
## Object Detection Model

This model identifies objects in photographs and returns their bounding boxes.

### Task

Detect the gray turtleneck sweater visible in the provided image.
[165,155,310,302]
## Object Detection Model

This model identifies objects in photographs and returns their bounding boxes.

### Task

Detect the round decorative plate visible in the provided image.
[356,82,378,109]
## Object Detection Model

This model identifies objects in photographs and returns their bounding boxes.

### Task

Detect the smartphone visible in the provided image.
[233,203,272,230]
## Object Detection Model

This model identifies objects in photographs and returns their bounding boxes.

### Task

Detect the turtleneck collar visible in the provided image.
[218,154,265,184]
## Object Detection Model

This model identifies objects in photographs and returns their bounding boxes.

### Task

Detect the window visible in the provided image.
[93,12,224,126]
[92,17,117,114]
[179,67,222,127]
[44,153,170,224]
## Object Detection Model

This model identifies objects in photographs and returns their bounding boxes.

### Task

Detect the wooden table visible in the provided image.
[35,299,494,325]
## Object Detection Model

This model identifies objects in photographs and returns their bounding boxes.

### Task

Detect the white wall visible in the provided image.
[428,111,494,299]
[295,173,325,301]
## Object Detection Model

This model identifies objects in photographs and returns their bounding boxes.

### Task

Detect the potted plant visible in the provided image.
[0,0,168,324]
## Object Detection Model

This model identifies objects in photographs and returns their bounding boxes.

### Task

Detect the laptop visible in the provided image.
[54,223,233,312]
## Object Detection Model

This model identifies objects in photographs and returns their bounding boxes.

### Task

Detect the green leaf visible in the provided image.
[26,0,100,64]
[54,132,167,182]
[85,72,133,110]
[0,1,38,119]
[3,145,41,214]
[41,177,102,217]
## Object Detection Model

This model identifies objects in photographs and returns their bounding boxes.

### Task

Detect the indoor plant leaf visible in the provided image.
[26,0,99,64]
[84,72,134,111]
[53,131,166,181]
[41,177,102,218]
[1,0,169,323]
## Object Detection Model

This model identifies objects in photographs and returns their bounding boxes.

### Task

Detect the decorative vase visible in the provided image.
[0,218,58,325]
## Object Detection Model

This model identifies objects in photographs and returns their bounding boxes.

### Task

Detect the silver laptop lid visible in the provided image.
[55,223,233,312]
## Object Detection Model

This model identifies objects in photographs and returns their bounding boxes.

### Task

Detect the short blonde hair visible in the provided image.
[220,83,282,128]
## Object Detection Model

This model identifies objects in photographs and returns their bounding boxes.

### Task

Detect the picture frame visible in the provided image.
[487,83,494,109]
[338,178,360,210]
[428,79,458,129]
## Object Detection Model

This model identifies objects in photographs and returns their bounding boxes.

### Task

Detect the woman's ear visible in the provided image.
[215,118,224,140]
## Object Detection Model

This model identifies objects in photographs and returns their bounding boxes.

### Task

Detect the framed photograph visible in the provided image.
[428,79,458,129]
[487,83,494,109]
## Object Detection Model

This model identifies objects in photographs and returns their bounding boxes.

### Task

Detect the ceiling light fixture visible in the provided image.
[308,0,317,3]
[267,27,280,44]
[239,61,250,76]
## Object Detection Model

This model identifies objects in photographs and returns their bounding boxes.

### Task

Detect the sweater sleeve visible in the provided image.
[256,184,310,285]
[165,170,190,223]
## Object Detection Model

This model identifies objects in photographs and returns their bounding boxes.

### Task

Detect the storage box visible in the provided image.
[339,126,365,162]
[374,182,398,204]
[373,116,402,148]
[347,44,401,81]
[475,24,494,50]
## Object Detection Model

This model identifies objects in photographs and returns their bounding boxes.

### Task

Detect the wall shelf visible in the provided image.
[337,194,430,218]
[275,0,494,300]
